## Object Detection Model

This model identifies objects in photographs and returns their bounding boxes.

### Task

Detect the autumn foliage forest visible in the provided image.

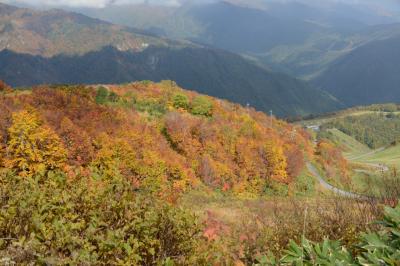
[0,80,314,197]
[0,80,374,264]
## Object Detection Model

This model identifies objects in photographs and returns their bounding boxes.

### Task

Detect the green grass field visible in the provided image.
[326,128,371,159]
[326,128,400,170]
[298,109,400,131]
[297,110,381,127]
[354,144,400,169]
[325,129,400,195]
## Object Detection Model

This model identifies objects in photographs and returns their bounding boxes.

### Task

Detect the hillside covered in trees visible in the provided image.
[309,104,400,149]
[0,80,313,197]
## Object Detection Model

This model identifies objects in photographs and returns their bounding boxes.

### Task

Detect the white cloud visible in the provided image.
[3,0,107,8]
[2,0,182,8]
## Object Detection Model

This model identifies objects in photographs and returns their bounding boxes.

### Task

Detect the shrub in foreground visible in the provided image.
[0,171,203,265]
[256,203,400,265]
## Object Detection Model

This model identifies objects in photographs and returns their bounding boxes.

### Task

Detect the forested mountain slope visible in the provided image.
[0,46,342,117]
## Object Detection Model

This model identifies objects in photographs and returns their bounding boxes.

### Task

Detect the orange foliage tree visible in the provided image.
[316,139,351,187]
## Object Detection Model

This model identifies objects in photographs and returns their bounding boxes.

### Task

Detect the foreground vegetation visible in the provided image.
[1,167,398,264]
[272,203,400,265]
[0,170,203,264]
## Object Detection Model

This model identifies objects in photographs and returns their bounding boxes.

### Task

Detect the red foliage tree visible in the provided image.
[0,80,12,93]
[285,146,305,181]
[59,117,94,166]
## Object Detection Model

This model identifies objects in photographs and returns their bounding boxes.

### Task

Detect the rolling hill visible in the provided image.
[0,3,166,57]
[0,2,342,117]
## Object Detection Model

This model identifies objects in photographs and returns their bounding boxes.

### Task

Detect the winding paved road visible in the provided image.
[347,147,386,160]
[306,163,370,200]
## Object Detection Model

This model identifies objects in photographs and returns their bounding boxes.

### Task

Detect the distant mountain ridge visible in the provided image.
[314,34,400,106]
[0,2,343,117]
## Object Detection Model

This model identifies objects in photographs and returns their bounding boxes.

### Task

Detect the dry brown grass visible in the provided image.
[181,191,385,264]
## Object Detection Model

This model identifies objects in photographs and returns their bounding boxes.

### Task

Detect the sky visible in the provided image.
[2,0,400,9]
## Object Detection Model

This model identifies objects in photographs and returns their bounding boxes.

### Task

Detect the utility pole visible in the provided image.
[270,110,273,128]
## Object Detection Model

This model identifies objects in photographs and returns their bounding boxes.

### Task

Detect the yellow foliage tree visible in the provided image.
[264,140,288,183]
[91,134,137,180]
[4,110,67,177]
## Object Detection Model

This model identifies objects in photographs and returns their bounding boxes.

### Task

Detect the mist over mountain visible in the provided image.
[73,0,400,80]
